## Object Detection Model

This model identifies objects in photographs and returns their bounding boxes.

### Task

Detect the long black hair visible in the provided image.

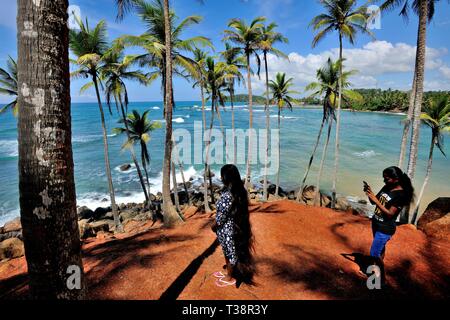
[220,164,255,285]
[383,166,415,204]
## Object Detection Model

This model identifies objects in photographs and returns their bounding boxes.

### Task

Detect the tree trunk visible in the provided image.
[230,87,237,165]
[275,106,281,196]
[314,119,333,206]
[245,53,254,189]
[205,95,217,207]
[199,85,210,212]
[407,0,428,184]
[172,143,192,206]
[263,52,270,202]
[331,35,343,209]
[17,0,85,299]
[296,117,326,202]
[140,142,152,199]
[93,76,122,232]
[171,161,181,213]
[411,134,435,224]
[117,97,150,206]
[398,73,416,169]
[162,0,182,226]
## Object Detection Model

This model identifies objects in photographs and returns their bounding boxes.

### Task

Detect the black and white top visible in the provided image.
[215,188,237,265]
[372,186,408,235]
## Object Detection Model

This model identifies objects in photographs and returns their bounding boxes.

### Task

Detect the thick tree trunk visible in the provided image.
[275,107,281,196]
[162,0,182,226]
[407,0,428,184]
[331,36,343,209]
[398,73,416,169]
[17,0,85,299]
[314,119,333,206]
[245,53,253,189]
[93,77,122,232]
[411,135,435,224]
[263,53,270,202]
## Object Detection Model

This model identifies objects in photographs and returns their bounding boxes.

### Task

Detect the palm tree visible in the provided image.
[113,110,162,201]
[269,73,298,196]
[221,43,246,165]
[69,17,122,232]
[224,17,266,189]
[17,0,85,299]
[0,56,18,116]
[258,23,289,201]
[311,0,372,208]
[411,96,450,224]
[296,58,358,202]
[101,47,153,207]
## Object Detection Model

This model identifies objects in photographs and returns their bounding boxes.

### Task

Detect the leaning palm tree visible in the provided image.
[296,58,358,202]
[113,110,162,199]
[0,56,18,116]
[258,22,289,201]
[101,47,153,206]
[269,73,298,196]
[310,0,372,208]
[224,16,266,189]
[69,17,122,232]
[411,96,450,224]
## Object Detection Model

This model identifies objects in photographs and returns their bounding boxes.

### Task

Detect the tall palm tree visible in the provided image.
[113,110,162,200]
[411,96,450,224]
[258,23,289,201]
[221,43,246,165]
[101,47,153,206]
[296,58,358,202]
[17,0,85,299]
[0,56,18,116]
[224,17,266,189]
[269,73,298,196]
[310,0,372,208]
[69,17,122,232]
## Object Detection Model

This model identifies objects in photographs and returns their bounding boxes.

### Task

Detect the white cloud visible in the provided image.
[244,41,450,94]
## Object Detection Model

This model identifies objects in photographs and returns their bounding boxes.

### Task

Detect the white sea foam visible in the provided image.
[269,115,298,120]
[173,117,185,123]
[152,106,160,110]
[0,209,20,228]
[0,140,18,157]
[72,135,101,143]
[353,150,378,158]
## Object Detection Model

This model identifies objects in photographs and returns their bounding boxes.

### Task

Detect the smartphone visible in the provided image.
[363,181,369,191]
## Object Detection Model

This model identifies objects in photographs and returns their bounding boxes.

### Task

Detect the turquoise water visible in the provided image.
[1,101,449,225]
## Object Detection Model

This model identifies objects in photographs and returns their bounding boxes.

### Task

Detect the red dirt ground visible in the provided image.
[1,200,449,300]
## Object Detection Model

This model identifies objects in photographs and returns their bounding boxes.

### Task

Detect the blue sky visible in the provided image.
[0,0,449,103]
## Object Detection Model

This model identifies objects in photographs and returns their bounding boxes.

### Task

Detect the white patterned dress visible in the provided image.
[215,189,237,265]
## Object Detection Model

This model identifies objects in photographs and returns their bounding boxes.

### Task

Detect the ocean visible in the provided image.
[1,101,449,226]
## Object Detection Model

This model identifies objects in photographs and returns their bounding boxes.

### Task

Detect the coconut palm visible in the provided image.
[0,56,18,116]
[411,96,450,224]
[221,43,246,165]
[114,110,162,200]
[17,0,85,299]
[296,58,359,202]
[224,17,266,188]
[101,47,154,206]
[69,17,122,232]
[258,22,289,201]
[310,0,372,208]
[269,73,298,196]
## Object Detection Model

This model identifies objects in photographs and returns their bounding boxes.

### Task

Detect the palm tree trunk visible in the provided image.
[205,95,217,206]
[230,87,237,165]
[216,102,228,159]
[411,134,435,224]
[93,76,122,232]
[275,106,281,196]
[17,0,85,299]
[173,144,192,206]
[162,0,182,226]
[245,53,254,189]
[407,0,428,185]
[140,142,152,199]
[117,97,150,206]
[171,161,182,213]
[398,73,416,169]
[263,52,270,202]
[199,85,211,212]
[331,34,343,209]
[296,117,326,202]
[314,119,333,206]
[201,84,206,131]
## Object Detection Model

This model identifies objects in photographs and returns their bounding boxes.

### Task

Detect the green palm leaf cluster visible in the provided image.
[421,96,450,155]
[0,56,18,116]
[269,73,298,111]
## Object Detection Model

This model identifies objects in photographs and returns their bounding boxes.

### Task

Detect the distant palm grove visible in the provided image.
[0,0,448,299]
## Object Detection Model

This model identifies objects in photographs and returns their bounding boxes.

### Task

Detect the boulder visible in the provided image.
[77,206,95,221]
[417,197,450,231]
[421,213,450,241]
[93,207,111,220]
[0,230,23,242]
[2,217,21,233]
[78,219,94,239]
[89,220,111,234]
[120,209,140,222]
[0,238,25,261]
[120,164,132,171]
[299,186,330,207]
[335,197,351,211]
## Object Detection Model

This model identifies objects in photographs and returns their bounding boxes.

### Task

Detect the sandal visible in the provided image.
[213,271,225,278]
[215,278,236,287]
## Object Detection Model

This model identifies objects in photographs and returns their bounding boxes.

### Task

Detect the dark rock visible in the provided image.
[0,238,25,260]
[418,197,450,231]
[120,164,132,171]
[94,207,110,220]
[77,206,95,220]
[267,184,286,197]
[0,230,22,242]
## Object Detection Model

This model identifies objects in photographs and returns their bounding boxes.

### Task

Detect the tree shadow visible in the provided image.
[0,272,29,300]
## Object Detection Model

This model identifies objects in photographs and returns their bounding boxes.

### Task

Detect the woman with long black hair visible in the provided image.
[364,166,415,283]
[211,164,255,287]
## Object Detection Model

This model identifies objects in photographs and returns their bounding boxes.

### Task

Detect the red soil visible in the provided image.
[1,200,449,300]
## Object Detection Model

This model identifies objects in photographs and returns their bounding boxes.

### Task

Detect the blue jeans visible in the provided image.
[370,231,392,258]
